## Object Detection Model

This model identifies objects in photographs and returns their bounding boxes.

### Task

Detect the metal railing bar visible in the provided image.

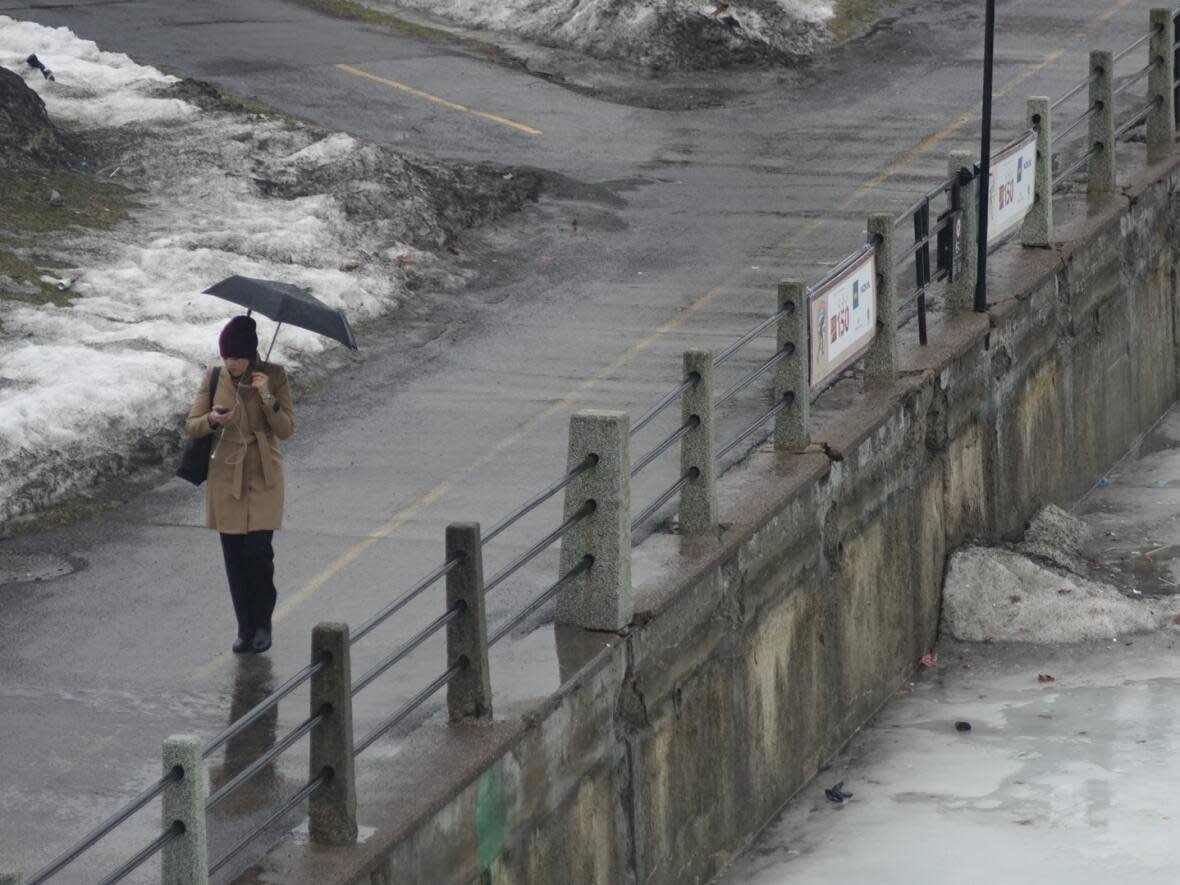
[805,245,875,299]
[487,555,594,648]
[716,396,792,462]
[1051,74,1097,110]
[895,212,956,266]
[203,659,325,760]
[206,710,325,812]
[631,374,699,437]
[1055,103,1100,143]
[1113,29,1153,63]
[483,454,596,545]
[1052,144,1100,191]
[352,606,462,697]
[713,308,787,367]
[712,245,871,371]
[352,557,462,644]
[353,664,464,756]
[985,127,1038,163]
[208,772,327,877]
[630,468,699,533]
[25,768,183,885]
[1113,61,1154,97]
[717,346,793,407]
[93,822,183,885]
[1115,96,1160,138]
[895,178,952,226]
[484,500,595,596]
[631,416,699,478]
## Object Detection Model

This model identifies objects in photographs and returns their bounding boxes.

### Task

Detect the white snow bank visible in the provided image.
[364,0,833,69]
[0,16,193,125]
[942,545,1180,644]
[941,506,1180,644]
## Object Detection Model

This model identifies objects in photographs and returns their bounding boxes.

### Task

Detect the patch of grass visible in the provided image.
[0,169,132,307]
[295,0,515,64]
[0,248,75,306]
[829,0,882,42]
[0,169,134,233]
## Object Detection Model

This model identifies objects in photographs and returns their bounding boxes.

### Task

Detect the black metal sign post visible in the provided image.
[975,0,997,313]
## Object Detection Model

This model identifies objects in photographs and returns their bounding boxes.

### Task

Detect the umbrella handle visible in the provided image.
[264,322,282,363]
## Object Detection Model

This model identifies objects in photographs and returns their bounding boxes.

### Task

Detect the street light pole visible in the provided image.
[975,0,997,312]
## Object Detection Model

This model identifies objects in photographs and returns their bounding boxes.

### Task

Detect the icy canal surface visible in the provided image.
[717,635,1180,884]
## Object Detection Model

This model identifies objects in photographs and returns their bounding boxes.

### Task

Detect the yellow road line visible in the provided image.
[336,63,541,135]
[195,0,1136,679]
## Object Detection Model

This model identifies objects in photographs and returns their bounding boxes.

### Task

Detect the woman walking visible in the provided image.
[186,315,295,653]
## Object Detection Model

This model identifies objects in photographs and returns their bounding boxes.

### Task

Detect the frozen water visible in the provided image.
[716,636,1180,885]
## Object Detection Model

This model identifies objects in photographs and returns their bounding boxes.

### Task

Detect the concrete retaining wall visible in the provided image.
[249,152,1180,885]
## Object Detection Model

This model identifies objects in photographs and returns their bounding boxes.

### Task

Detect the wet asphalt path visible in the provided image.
[0,0,1161,880]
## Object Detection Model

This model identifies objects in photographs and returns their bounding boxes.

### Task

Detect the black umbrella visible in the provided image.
[203,275,358,359]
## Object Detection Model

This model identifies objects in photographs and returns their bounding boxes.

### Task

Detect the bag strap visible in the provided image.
[209,365,221,412]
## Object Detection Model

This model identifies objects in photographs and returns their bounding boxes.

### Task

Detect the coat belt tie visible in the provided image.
[228,432,277,500]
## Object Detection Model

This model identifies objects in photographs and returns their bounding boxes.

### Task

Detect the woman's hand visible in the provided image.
[250,372,271,398]
[209,406,235,427]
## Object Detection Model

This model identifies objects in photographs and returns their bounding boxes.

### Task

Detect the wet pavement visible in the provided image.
[717,405,1180,884]
[0,0,1166,880]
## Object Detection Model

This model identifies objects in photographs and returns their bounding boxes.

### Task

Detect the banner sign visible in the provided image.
[987,131,1036,243]
[808,246,877,392]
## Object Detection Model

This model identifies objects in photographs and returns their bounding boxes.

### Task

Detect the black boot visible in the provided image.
[251,627,272,653]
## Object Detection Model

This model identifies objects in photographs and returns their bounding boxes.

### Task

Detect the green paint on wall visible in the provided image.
[475,765,506,873]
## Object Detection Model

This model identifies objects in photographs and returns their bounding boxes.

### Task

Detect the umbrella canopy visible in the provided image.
[203,275,358,351]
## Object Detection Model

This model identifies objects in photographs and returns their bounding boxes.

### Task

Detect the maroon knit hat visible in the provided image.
[219,315,258,358]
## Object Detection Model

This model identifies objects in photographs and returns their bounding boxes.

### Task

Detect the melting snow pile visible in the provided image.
[0,16,537,525]
[365,0,833,69]
[942,506,1180,643]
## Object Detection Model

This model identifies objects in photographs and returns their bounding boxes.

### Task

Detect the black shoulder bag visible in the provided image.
[177,366,221,486]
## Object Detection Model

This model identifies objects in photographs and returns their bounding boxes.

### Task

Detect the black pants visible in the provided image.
[219,531,277,639]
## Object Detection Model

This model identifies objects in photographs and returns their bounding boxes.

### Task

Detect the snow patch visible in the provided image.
[941,546,1177,643]
[361,0,833,69]
[942,506,1180,643]
[0,16,193,125]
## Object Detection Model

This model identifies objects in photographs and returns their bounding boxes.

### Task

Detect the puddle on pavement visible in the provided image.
[1134,424,1180,459]
[1097,543,1180,596]
[0,552,77,585]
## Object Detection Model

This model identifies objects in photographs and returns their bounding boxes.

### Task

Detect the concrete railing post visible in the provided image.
[1022,96,1053,247]
[679,350,716,535]
[1148,9,1176,149]
[161,735,208,885]
[309,623,357,846]
[445,522,492,721]
[864,215,897,380]
[556,411,632,631]
[946,150,978,311]
[774,282,810,450]
[1089,50,1116,194]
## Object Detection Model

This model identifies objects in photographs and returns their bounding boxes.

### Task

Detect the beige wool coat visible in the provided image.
[185,362,295,534]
